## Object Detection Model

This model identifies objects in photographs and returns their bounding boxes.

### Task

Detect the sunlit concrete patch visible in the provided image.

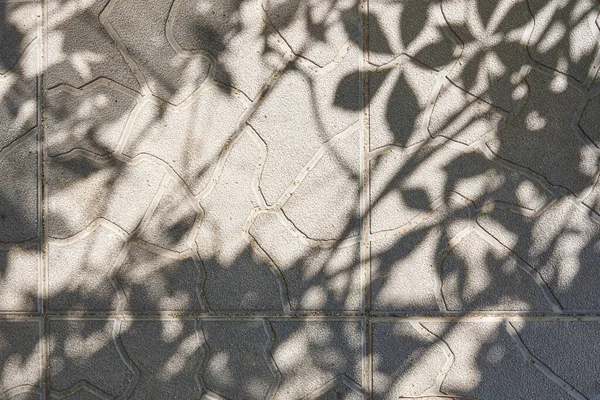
[479,198,600,311]
[512,321,600,399]
[173,0,284,99]
[0,132,38,243]
[372,322,447,399]
[371,199,470,312]
[248,47,360,204]
[48,225,123,312]
[270,320,363,399]
[48,319,135,399]
[441,233,553,311]
[282,130,360,240]
[251,212,361,312]
[0,321,40,398]
[528,0,600,85]
[195,132,283,312]
[200,320,276,399]
[0,246,37,312]
[116,245,202,312]
[262,0,359,67]
[443,0,530,112]
[120,320,201,399]
[369,144,549,233]
[45,83,137,156]
[369,0,454,70]
[137,178,198,253]
[107,0,211,104]
[0,48,36,151]
[46,0,139,91]
[369,64,437,149]
[47,157,165,239]
[422,321,570,400]
[123,88,246,196]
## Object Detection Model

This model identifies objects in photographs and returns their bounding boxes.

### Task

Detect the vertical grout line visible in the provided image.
[39,0,48,397]
[359,0,372,397]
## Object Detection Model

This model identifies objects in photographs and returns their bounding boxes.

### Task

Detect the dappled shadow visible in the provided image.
[1,0,600,399]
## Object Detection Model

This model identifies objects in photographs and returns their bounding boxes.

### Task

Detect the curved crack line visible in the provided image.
[584,4,600,89]
[110,174,170,313]
[275,209,360,249]
[193,320,224,400]
[262,319,281,399]
[504,321,587,400]
[270,120,360,210]
[368,191,473,242]
[190,250,211,313]
[99,0,150,95]
[242,208,292,313]
[0,39,37,81]
[408,321,455,397]
[166,0,217,72]
[435,224,475,312]
[522,0,596,92]
[49,380,113,400]
[301,374,364,400]
[246,124,270,210]
[45,77,140,100]
[256,0,358,75]
[0,128,37,165]
[47,217,129,246]
[0,384,40,400]
[113,318,140,400]
[473,224,562,312]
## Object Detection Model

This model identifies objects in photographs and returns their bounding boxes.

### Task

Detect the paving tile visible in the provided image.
[478,198,600,311]
[0,321,41,396]
[0,246,38,312]
[120,320,201,399]
[251,212,361,312]
[248,48,360,204]
[282,130,360,240]
[0,0,38,74]
[137,178,198,253]
[528,0,600,85]
[262,0,359,67]
[195,132,283,312]
[0,47,37,150]
[371,199,469,312]
[270,320,363,399]
[369,0,454,70]
[116,245,202,312]
[123,87,246,196]
[512,321,600,399]
[369,143,549,234]
[106,0,211,104]
[369,64,437,149]
[45,83,137,156]
[47,157,165,238]
[46,0,139,91]
[48,319,135,398]
[0,133,38,243]
[172,0,284,99]
[200,320,276,399]
[47,225,122,312]
[488,70,597,195]
[443,0,531,111]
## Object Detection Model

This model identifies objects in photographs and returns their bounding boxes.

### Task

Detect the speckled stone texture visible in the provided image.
[2,0,600,398]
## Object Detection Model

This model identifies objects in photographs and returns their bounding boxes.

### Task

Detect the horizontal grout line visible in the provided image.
[2,312,600,321]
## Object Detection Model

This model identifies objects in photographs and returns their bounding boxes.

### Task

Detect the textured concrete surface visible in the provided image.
[2,0,600,398]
